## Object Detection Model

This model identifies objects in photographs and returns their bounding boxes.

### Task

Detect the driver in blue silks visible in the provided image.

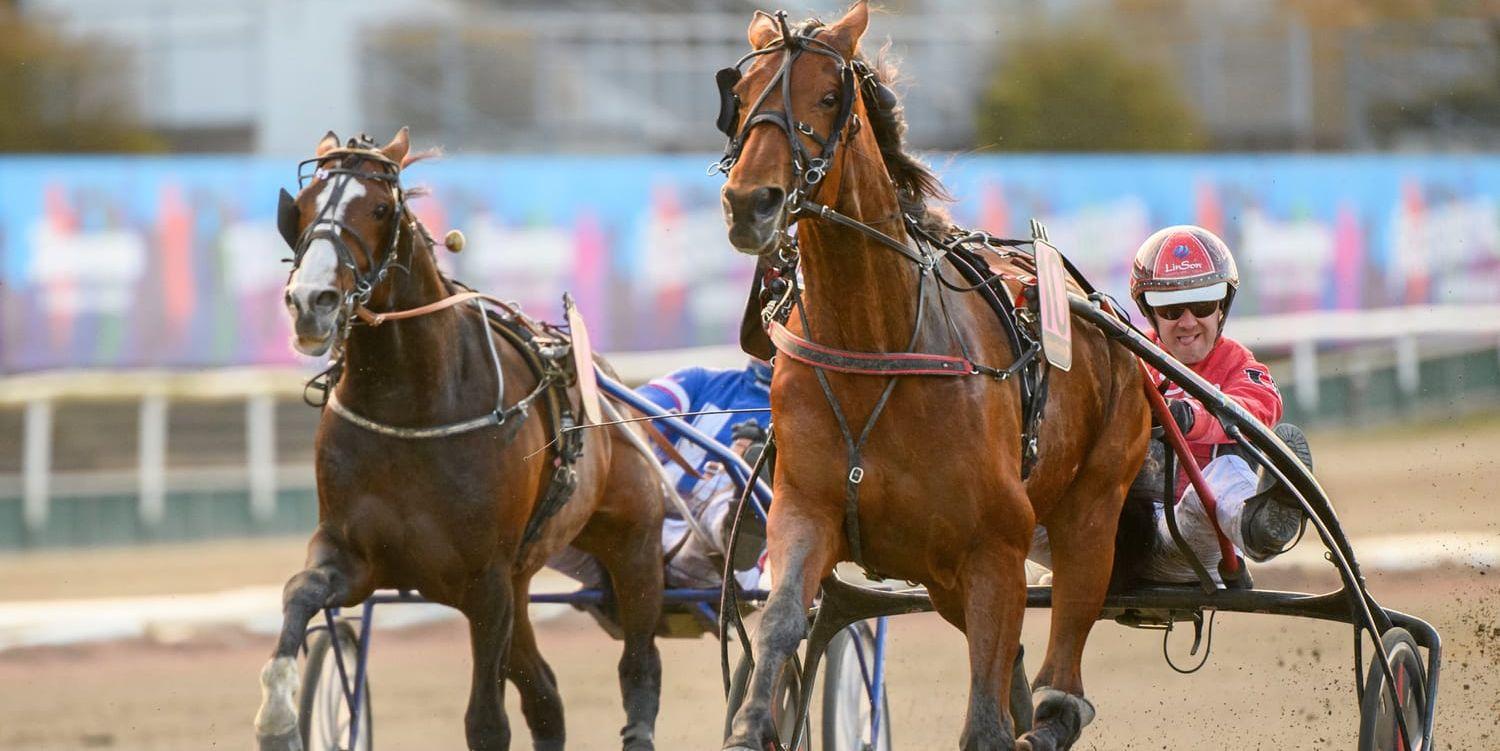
[636,359,773,589]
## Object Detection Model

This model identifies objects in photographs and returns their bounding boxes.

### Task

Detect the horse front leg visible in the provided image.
[254,533,363,751]
[465,565,517,751]
[723,504,840,751]
[957,542,1031,751]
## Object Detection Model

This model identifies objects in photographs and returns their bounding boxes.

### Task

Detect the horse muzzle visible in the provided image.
[721,185,786,256]
[286,284,342,356]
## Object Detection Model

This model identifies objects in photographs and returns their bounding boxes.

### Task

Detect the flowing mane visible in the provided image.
[799,19,953,229]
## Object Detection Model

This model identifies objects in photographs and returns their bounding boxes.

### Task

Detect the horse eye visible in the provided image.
[820,92,839,108]
[372,203,390,219]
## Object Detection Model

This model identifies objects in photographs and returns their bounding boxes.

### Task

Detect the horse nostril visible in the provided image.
[312,290,339,312]
[752,187,785,220]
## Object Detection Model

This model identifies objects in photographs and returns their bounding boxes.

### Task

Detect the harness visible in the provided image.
[278,138,585,548]
[713,18,1051,574]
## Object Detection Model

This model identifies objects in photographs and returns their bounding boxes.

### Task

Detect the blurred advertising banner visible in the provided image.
[0,154,1495,373]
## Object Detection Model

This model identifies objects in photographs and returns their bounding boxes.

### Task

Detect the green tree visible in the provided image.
[975,31,1205,152]
[0,8,162,152]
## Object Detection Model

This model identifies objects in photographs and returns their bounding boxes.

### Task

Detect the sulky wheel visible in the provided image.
[300,619,373,751]
[726,650,809,750]
[1358,627,1427,751]
[821,622,893,751]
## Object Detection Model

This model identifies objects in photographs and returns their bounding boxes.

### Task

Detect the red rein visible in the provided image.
[1136,361,1240,578]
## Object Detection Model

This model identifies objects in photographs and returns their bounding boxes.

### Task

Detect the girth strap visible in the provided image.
[767,321,974,376]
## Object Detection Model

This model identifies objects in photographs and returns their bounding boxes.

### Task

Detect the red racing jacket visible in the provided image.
[1146,333,1284,471]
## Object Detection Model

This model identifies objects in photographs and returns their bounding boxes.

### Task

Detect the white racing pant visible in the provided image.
[546,464,765,592]
[1029,454,1262,586]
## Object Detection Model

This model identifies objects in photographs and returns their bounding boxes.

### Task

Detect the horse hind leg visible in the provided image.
[506,575,566,751]
[1021,469,1138,750]
[254,536,365,751]
[464,565,518,751]
[598,532,664,751]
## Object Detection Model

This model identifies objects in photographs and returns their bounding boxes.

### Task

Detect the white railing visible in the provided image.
[2,306,1499,539]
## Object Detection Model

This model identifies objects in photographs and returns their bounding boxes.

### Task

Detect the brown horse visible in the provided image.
[716,5,1150,750]
[252,129,666,751]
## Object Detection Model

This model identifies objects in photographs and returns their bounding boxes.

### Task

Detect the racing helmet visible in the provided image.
[1129,225,1239,321]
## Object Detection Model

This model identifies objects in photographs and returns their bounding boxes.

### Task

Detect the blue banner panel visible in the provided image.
[1,154,1495,372]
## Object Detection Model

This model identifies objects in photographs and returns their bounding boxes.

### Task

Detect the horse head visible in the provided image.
[280,128,412,356]
[715,3,876,256]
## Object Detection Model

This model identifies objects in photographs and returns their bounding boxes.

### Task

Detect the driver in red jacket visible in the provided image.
[1132,225,1314,583]
[1031,225,1314,585]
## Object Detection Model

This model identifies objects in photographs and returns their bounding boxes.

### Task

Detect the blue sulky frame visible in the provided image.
[303,370,892,751]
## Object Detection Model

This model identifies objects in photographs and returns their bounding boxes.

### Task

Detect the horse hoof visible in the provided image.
[255,656,302,751]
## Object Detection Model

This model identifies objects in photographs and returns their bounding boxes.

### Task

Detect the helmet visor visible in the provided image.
[1143,282,1228,308]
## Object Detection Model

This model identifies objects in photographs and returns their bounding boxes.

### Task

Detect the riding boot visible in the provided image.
[1240,423,1314,561]
[728,433,770,572]
[1128,437,1167,502]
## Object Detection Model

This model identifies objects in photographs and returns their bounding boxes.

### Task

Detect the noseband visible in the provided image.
[278,141,408,314]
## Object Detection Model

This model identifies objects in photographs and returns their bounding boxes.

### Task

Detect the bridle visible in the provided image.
[276,139,530,438]
[711,12,896,212]
[278,139,409,342]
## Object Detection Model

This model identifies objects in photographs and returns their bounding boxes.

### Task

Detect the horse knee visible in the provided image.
[757,590,809,655]
[282,567,343,614]
[253,656,302,751]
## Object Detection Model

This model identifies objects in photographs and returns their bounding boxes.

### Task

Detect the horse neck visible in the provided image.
[795,154,936,353]
[338,226,491,416]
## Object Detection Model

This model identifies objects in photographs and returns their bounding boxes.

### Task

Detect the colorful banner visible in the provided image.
[1,154,1495,373]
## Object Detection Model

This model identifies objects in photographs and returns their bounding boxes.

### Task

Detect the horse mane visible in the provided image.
[799,19,954,234]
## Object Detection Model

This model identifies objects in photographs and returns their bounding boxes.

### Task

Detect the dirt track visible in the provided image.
[2,417,1499,750]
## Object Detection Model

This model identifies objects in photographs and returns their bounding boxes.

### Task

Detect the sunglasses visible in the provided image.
[1154,301,1220,321]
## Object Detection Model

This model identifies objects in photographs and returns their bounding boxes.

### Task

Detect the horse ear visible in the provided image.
[381,127,410,165]
[824,1,870,60]
[315,131,339,156]
[747,10,778,49]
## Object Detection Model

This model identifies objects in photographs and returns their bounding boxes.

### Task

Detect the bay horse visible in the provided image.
[716,5,1151,750]
[252,129,666,751]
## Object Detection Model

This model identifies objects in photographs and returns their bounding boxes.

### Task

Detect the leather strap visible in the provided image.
[356,291,510,326]
[637,414,706,481]
[767,321,973,376]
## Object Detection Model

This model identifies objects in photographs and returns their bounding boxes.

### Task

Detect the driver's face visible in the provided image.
[1155,304,1222,365]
